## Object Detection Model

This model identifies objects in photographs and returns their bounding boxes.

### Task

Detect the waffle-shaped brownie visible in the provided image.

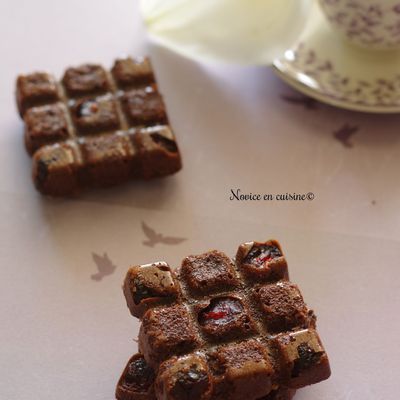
[15,57,182,196]
[116,353,296,400]
[119,240,331,400]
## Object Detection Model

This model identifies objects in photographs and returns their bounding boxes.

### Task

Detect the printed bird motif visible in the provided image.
[91,252,117,281]
[142,221,187,248]
[333,123,359,148]
[281,94,319,110]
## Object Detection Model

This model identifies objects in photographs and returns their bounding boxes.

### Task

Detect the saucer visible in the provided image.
[273,2,400,113]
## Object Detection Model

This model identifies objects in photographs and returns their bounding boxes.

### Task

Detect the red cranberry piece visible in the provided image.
[198,297,244,327]
[244,244,281,267]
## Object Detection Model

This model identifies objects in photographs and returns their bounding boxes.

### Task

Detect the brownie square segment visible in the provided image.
[209,340,275,400]
[116,354,156,400]
[62,64,110,97]
[112,57,155,88]
[156,354,212,400]
[123,262,181,319]
[121,86,168,126]
[80,133,135,187]
[71,95,120,134]
[273,329,331,389]
[254,281,315,333]
[16,72,59,116]
[32,141,82,196]
[236,240,288,282]
[135,126,182,179]
[139,305,199,368]
[180,250,239,296]
[24,103,70,154]
[196,296,255,341]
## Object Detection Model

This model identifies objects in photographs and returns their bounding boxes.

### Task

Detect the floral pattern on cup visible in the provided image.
[291,43,400,107]
[319,0,400,50]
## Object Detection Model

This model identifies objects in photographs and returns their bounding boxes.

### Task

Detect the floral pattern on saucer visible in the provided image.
[288,43,400,108]
[320,0,400,49]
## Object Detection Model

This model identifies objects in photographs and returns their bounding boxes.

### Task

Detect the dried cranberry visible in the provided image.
[244,244,281,267]
[124,357,154,391]
[199,297,243,326]
[150,133,177,153]
[292,343,322,378]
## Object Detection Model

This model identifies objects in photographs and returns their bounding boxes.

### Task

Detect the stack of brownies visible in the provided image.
[116,240,331,400]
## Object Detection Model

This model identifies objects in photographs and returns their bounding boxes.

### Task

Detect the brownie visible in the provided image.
[112,57,155,88]
[123,262,181,319]
[71,95,120,134]
[156,354,212,400]
[117,240,331,400]
[236,240,288,282]
[136,126,182,179]
[121,86,168,126]
[15,57,182,196]
[138,305,200,368]
[180,250,239,296]
[116,353,296,400]
[116,354,156,400]
[196,296,256,341]
[62,64,110,97]
[24,103,70,154]
[209,339,275,400]
[79,132,135,187]
[254,281,315,333]
[16,72,60,116]
[32,141,83,196]
[273,329,331,389]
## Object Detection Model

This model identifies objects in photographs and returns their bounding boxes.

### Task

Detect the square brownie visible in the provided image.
[121,86,168,126]
[71,95,120,134]
[118,240,331,400]
[139,305,200,368]
[254,281,315,333]
[273,329,331,389]
[62,64,110,97]
[115,354,156,400]
[16,57,182,196]
[156,354,212,400]
[180,250,239,296]
[24,103,70,154]
[123,262,181,318]
[16,72,59,116]
[112,57,155,88]
[209,340,275,400]
[135,126,182,179]
[79,133,136,186]
[236,240,288,282]
[32,141,83,196]
[196,295,255,341]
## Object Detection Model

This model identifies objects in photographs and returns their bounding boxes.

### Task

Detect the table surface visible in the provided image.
[1,1,399,399]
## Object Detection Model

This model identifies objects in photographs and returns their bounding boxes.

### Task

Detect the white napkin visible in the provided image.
[140,0,312,65]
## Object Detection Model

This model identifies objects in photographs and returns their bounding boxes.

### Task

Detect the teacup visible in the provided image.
[319,0,400,50]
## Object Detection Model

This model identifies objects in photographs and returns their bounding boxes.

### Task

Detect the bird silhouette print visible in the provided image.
[333,123,359,148]
[91,252,117,281]
[141,221,186,248]
[281,94,319,110]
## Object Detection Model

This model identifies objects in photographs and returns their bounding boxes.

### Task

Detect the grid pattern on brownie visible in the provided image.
[16,58,181,196]
[122,240,330,400]
[116,353,297,400]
